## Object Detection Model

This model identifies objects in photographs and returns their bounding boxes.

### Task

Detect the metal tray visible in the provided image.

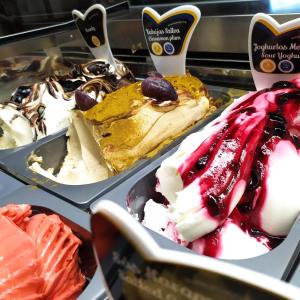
[0,185,105,300]
[90,146,300,285]
[0,85,235,209]
[0,169,25,197]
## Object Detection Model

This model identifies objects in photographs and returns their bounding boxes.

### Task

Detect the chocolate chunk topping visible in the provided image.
[11,86,31,103]
[59,79,85,93]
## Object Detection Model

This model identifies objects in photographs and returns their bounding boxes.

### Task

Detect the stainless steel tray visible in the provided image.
[0,85,235,209]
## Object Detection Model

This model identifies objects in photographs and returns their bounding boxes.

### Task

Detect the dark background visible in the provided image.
[0,0,120,35]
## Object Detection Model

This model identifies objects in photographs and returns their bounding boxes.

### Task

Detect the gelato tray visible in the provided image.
[90,148,300,283]
[0,185,105,300]
[90,80,300,284]
[0,85,234,209]
[0,169,24,198]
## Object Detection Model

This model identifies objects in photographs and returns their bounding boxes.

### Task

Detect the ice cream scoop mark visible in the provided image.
[272,81,297,89]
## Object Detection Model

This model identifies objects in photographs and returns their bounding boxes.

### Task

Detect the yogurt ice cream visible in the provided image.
[0,59,134,149]
[142,80,300,259]
[0,204,85,299]
[29,73,214,185]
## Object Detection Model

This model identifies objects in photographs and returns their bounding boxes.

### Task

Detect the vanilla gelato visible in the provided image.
[142,80,300,259]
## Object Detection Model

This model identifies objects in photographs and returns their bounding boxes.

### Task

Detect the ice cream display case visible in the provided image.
[1,0,300,299]
[0,5,242,208]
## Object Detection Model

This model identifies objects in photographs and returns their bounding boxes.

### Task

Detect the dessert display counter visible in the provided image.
[1,0,300,299]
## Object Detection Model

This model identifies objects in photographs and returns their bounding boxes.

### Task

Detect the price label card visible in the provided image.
[142,5,200,76]
[249,13,300,90]
[72,4,116,67]
[91,200,300,300]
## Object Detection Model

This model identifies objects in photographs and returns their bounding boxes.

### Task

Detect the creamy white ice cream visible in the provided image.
[0,105,34,148]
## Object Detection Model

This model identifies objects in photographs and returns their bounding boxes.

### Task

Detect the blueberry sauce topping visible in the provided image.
[206,195,223,217]
[141,76,178,103]
[175,80,300,254]
[195,155,209,171]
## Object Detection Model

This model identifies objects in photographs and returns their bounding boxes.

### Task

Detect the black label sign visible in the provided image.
[74,9,105,48]
[143,11,196,56]
[252,20,300,74]
[91,212,286,300]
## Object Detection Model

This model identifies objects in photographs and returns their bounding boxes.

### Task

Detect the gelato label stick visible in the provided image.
[142,5,200,76]
[249,13,300,90]
[72,4,116,68]
[91,200,300,300]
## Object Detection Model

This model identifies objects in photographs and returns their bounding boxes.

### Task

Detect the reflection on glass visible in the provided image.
[270,0,300,13]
